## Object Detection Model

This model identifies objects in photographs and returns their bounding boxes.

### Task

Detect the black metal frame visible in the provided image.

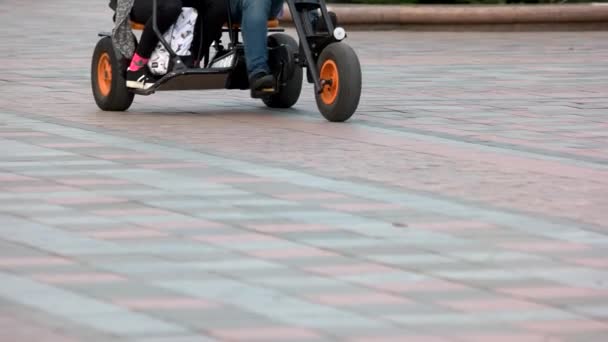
[286,0,336,93]
[135,0,341,94]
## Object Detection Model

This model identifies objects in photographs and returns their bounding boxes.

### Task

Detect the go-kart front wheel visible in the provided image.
[91,36,134,111]
[315,42,361,122]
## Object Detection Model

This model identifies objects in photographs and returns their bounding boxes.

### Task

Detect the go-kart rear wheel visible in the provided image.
[263,33,303,109]
[315,42,361,122]
[91,36,134,111]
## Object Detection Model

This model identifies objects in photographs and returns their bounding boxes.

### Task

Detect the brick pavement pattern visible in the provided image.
[1,0,608,341]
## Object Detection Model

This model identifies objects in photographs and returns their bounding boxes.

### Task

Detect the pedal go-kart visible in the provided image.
[91,0,362,122]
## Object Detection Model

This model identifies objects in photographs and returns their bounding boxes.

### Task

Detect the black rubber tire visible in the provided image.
[262,33,303,109]
[315,42,361,122]
[91,36,134,111]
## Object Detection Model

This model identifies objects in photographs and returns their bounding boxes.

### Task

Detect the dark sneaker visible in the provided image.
[315,11,338,33]
[126,67,155,90]
[249,72,276,98]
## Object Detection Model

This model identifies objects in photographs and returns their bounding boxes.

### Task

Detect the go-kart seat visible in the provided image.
[222,18,283,33]
[129,18,280,31]
[226,18,279,29]
[130,21,146,30]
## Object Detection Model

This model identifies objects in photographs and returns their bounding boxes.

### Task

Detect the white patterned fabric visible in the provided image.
[148,7,198,75]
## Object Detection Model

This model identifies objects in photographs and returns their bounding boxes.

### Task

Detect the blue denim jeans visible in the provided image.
[229,0,284,77]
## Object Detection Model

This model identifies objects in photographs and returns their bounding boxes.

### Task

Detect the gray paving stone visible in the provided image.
[299,237,402,249]
[0,272,187,337]
[74,311,188,336]
[338,271,427,287]
[113,241,220,255]
[366,253,460,266]
[0,215,124,255]
[246,275,359,292]
[572,305,608,318]
[434,268,527,281]
[151,308,278,331]
[197,210,289,220]
[0,203,71,213]
[517,267,608,289]
[31,215,124,226]
[143,199,234,210]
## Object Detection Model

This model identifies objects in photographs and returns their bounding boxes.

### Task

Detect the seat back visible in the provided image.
[131,21,146,30]
[224,19,279,30]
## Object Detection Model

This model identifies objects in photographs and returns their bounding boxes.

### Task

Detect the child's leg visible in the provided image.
[130,0,183,66]
[127,0,183,89]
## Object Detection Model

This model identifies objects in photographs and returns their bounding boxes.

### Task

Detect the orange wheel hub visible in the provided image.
[97,53,112,97]
[320,59,339,105]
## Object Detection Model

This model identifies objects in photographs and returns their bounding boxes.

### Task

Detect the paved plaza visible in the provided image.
[1,0,608,341]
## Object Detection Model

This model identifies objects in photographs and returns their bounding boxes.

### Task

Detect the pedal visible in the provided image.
[251,87,277,98]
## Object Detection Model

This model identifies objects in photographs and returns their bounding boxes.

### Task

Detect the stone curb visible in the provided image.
[280,3,608,26]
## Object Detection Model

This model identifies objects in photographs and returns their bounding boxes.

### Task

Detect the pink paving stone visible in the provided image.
[246,223,336,233]
[520,320,608,334]
[352,337,453,342]
[498,286,608,299]
[114,297,216,310]
[276,192,348,200]
[92,208,176,216]
[500,241,589,253]
[248,247,338,259]
[32,272,125,284]
[136,162,207,169]
[88,229,169,240]
[47,196,129,205]
[321,202,403,212]
[56,178,132,186]
[139,219,225,230]
[572,258,608,268]
[452,334,558,342]
[211,327,320,341]
[412,220,496,232]
[371,279,470,293]
[97,153,162,160]
[195,233,281,244]
[41,142,103,148]
[305,263,398,276]
[0,313,79,342]
[439,298,546,312]
[0,173,36,182]
[309,292,411,306]
[0,257,73,268]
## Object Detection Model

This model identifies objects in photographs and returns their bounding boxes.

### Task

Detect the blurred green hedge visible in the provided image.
[326,1,598,3]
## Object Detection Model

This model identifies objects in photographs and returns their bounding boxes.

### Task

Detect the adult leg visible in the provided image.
[238,0,274,76]
[201,0,228,65]
[244,0,283,75]
[185,0,228,66]
[234,0,284,97]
